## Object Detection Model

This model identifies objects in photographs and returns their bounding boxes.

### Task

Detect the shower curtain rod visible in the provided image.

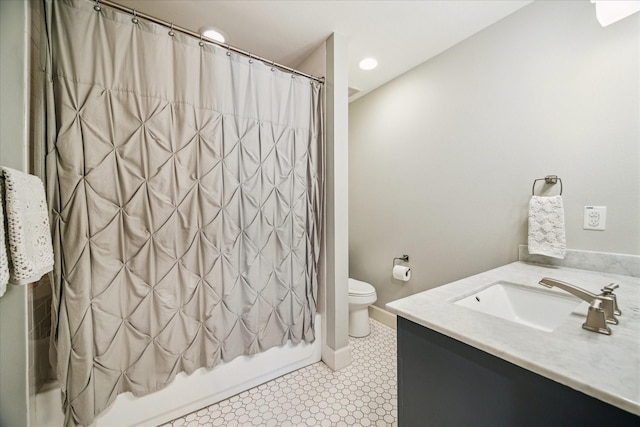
[94,0,325,84]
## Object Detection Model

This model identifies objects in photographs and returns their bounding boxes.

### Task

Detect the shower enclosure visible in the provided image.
[0,2,348,425]
[18,0,348,425]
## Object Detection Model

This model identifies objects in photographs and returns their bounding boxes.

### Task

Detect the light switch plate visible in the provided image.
[583,206,606,231]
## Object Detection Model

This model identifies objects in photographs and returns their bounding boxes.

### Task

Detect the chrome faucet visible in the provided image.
[538,278,621,335]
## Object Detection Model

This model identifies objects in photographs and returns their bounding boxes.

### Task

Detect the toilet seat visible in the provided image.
[348,278,376,297]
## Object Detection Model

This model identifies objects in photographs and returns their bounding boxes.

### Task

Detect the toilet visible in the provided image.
[348,278,378,337]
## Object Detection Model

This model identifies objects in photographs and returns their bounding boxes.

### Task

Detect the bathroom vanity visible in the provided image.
[387,262,640,426]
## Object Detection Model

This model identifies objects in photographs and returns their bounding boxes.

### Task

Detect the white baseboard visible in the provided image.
[369,305,396,330]
[321,344,351,371]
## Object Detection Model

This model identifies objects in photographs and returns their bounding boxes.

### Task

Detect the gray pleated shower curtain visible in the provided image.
[43,0,323,425]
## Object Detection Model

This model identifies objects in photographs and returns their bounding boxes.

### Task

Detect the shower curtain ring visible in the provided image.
[226,44,231,56]
[131,10,139,24]
[168,23,175,37]
[271,60,275,71]
[199,34,204,47]
[249,53,254,64]
[94,0,101,12]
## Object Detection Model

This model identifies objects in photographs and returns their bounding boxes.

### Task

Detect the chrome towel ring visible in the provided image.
[532,175,563,195]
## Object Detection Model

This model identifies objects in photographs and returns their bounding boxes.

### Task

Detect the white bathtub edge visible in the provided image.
[36,315,322,427]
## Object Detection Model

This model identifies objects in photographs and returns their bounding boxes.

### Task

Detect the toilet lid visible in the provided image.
[349,278,376,296]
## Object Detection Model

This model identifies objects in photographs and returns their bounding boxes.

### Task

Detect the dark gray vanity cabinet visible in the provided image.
[397,317,639,426]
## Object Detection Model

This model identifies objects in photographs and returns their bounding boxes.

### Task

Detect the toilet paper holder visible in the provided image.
[393,254,409,266]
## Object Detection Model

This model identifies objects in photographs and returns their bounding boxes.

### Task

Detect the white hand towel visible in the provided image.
[528,195,566,259]
[0,181,8,296]
[1,167,54,288]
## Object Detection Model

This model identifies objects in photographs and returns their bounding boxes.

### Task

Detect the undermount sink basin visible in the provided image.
[454,281,584,332]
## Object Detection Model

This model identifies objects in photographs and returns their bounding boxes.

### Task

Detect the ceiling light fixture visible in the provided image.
[199,26,227,44]
[591,0,640,27]
[358,57,378,71]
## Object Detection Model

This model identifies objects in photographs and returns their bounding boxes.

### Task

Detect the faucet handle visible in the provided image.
[600,283,622,316]
[583,299,612,335]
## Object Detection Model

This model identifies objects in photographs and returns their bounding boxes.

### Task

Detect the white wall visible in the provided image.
[297,36,351,370]
[349,0,640,308]
[0,1,31,426]
[296,42,326,78]
[322,34,351,370]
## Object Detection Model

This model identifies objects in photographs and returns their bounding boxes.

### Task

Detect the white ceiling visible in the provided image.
[115,0,533,101]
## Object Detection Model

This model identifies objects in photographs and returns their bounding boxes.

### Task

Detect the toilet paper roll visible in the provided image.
[393,265,411,282]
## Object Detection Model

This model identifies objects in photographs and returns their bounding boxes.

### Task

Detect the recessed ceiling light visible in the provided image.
[591,0,640,27]
[199,26,227,44]
[358,57,378,71]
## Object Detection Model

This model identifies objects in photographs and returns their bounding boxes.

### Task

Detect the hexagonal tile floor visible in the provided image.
[160,319,397,427]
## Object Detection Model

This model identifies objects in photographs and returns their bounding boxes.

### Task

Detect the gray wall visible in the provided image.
[349,0,640,309]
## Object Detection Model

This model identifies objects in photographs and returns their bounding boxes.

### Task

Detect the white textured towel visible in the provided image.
[528,195,566,259]
[0,181,8,296]
[0,167,54,291]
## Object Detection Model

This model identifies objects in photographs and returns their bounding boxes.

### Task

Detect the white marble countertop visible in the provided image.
[386,261,640,416]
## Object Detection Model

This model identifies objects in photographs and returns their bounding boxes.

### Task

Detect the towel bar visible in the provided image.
[532,175,563,196]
